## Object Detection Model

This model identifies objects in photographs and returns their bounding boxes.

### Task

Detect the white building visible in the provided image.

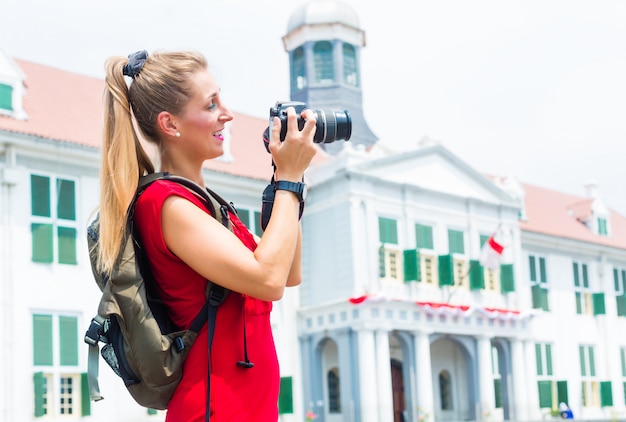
[1,1,625,421]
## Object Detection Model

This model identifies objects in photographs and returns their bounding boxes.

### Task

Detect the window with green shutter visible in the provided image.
[531,285,550,311]
[30,174,78,265]
[529,255,547,284]
[557,380,568,406]
[81,373,91,416]
[592,293,606,315]
[415,223,434,249]
[447,229,464,254]
[379,217,398,244]
[0,83,13,111]
[598,217,608,236]
[278,376,294,414]
[33,372,47,417]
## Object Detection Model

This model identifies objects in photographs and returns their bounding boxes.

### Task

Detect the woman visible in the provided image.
[96,50,317,421]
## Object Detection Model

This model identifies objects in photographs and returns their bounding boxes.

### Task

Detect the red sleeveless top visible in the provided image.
[135,180,279,421]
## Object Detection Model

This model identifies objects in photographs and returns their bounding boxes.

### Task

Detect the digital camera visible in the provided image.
[269,101,352,144]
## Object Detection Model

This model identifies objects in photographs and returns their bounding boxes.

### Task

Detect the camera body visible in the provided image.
[269,101,352,144]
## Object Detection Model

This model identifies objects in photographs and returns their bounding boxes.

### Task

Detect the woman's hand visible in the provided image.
[268,107,317,182]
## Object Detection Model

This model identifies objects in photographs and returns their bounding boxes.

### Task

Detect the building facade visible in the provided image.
[1,1,626,421]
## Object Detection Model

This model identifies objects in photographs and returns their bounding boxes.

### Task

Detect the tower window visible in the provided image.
[342,44,358,87]
[314,41,334,85]
[290,47,306,91]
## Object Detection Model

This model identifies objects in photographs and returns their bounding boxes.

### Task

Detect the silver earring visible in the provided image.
[175,132,181,138]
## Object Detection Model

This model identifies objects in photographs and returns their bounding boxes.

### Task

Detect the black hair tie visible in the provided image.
[122,50,149,79]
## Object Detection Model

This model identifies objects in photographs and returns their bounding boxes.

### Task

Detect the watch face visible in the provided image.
[301,184,308,201]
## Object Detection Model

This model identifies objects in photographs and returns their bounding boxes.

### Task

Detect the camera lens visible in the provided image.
[312,109,352,144]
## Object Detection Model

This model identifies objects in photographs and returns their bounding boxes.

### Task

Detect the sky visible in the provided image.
[2,0,626,214]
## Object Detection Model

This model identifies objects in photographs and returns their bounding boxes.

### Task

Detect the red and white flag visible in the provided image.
[480,234,504,270]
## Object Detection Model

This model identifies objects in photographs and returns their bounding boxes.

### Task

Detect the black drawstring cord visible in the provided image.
[236,297,254,369]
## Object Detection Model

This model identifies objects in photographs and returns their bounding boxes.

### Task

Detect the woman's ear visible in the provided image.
[156,111,179,138]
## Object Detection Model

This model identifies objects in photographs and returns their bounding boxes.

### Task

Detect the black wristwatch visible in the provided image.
[275,180,307,202]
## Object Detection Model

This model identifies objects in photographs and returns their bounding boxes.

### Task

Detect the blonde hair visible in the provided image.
[96,50,208,275]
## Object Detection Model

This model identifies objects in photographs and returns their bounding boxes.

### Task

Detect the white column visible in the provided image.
[510,338,528,421]
[375,328,394,422]
[357,328,379,422]
[414,330,434,420]
[524,339,541,420]
[477,335,495,420]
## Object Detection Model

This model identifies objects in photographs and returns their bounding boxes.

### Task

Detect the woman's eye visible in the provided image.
[208,103,217,111]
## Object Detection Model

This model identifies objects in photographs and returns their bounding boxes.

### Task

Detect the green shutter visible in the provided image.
[614,268,620,291]
[415,224,433,249]
[600,381,613,407]
[469,260,484,290]
[278,376,294,414]
[378,245,386,278]
[33,372,46,417]
[58,227,77,264]
[33,315,53,365]
[31,175,51,217]
[147,408,158,416]
[557,380,568,406]
[500,264,515,293]
[579,346,586,376]
[438,254,454,286]
[379,217,398,244]
[617,295,626,317]
[537,380,553,408]
[582,264,589,288]
[81,373,91,416]
[575,292,583,314]
[529,256,537,282]
[535,344,543,376]
[0,83,13,111]
[531,285,549,311]
[573,262,580,287]
[237,209,250,228]
[621,348,626,377]
[546,344,553,376]
[494,378,502,408]
[253,211,263,237]
[589,347,596,376]
[32,223,54,263]
[403,249,419,282]
[59,316,78,366]
[56,179,76,220]
[447,229,464,254]
[593,293,606,315]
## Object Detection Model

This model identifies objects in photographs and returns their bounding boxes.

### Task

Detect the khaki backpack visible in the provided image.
[84,173,234,411]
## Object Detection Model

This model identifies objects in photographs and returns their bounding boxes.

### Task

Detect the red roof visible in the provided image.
[520,182,626,249]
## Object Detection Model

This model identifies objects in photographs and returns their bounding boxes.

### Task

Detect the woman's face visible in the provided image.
[176,69,234,161]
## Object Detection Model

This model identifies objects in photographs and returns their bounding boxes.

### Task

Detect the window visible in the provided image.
[579,345,599,407]
[420,252,438,285]
[447,229,465,254]
[621,348,626,405]
[290,47,306,91]
[32,313,89,417]
[573,262,592,315]
[0,82,12,111]
[415,223,434,249]
[327,367,341,412]
[30,174,77,265]
[342,44,358,87]
[236,208,263,238]
[379,217,400,280]
[438,254,469,288]
[313,41,334,85]
[536,343,571,409]
[492,346,503,409]
[598,217,608,236]
[614,268,626,317]
[439,370,453,410]
[278,376,294,414]
[528,255,549,311]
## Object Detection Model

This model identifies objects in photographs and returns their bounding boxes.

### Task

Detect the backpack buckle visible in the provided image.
[84,315,106,346]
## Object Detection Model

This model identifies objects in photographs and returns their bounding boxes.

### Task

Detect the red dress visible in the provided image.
[134,180,280,422]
